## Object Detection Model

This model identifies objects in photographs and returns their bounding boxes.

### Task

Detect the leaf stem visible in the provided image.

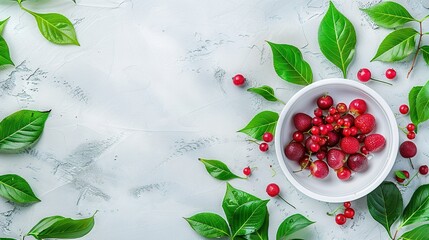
[277,99,286,105]
[409,157,415,169]
[370,78,393,86]
[392,228,399,240]
[407,21,424,78]
[246,139,260,145]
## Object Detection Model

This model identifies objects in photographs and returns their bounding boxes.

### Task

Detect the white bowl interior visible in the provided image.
[275,79,398,202]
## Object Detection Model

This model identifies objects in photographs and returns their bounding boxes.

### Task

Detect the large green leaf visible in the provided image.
[415,81,429,124]
[409,86,423,131]
[361,1,416,28]
[0,110,50,152]
[0,17,10,35]
[231,200,269,237]
[276,214,315,240]
[185,212,230,238]
[27,214,96,239]
[400,224,429,240]
[199,158,243,181]
[367,181,402,238]
[222,183,260,226]
[371,28,418,62]
[0,36,13,67]
[402,184,429,226]
[318,1,356,78]
[0,174,40,204]
[0,238,16,240]
[238,111,279,140]
[243,212,269,240]
[247,85,284,103]
[267,42,312,86]
[420,46,429,65]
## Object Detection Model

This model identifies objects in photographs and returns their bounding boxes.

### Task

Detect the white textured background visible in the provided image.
[0,0,428,239]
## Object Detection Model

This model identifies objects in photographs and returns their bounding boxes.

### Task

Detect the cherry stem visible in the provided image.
[270,165,277,177]
[407,21,423,78]
[401,171,419,187]
[326,205,343,216]
[277,99,286,105]
[409,158,415,169]
[278,195,296,209]
[398,126,408,134]
[246,139,259,145]
[392,228,399,240]
[370,78,392,86]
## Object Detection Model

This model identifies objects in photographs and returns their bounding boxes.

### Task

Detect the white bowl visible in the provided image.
[275,78,399,203]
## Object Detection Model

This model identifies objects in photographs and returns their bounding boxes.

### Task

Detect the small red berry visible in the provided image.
[407,132,416,140]
[317,95,334,110]
[356,134,366,143]
[243,167,251,176]
[406,123,415,132]
[336,103,347,113]
[335,214,347,225]
[350,127,358,136]
[319,125,328,135]
[313,117,323,126]
[333,113,341,121]
[232,74,246,86]
[292,131,304,142]
[337,119,345,126]
[326,124,334,132]
[349,99,367,115]
[311,126,320,135]
[259,143,269,152]
[329,107,337,115]
[399,104,409,114]
[311,135,321,142]
[314,108,323,117]
[262,132,274,142]
[357,68,371,82]
[344,202,351,208]
[361,146,369,155]
[325,115,335,124]
[343,121,351,128]
[396,177,405,183]
[419,165,428,175]
[266,183,280,197]
[316,151,326,160]
[385,68,396,80]
[344,208,355,219]
[310,143,320,153]
[403,170,410,178]
[318,138,327,146]
[342,128,351,137]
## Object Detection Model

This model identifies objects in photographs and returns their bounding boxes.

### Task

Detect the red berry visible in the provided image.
[385,68,396,80]
[419,165,428,175]
[293,113,313,132]
[342,128,351,137]
[399,141,417,158]
[292,131,304,142]
[335,214,347,225]
[349,99,367,115]
[310,143,320,153]
[336,103,347,113]
[327,149,346,170]
[406,123,415,132]
[333,113,341,121]
[355,113,376,134]
[318,137,327,146]
[344,202,351,208]
[284,142,306,161]
[243,167,251,176]
[317,95,334,110]
[343,121,351,128]
[337,119,345,126]
[396,176,405,183]
[399,104,409,115]
[329,107,337,115]
[314,108,323,117]
[310,160,329,179]
[364,134,386,152]
[350,127,358,136]
[337,167,352,181]
[266,183,280,197]
[407,132,416,140]
[313,117,323,126]
[357,68,371,82]
[316,151,326,160]
[340,137,360,154]
[319,125,328,135]
[356,134,366,143]
[403,170,410,179]
[259,143,269,152]
[361,146,369,155]
[299,157,311,170]
[311,135,321,142]
[325,115,335,124]
[263,132,274,142]
[232,74,246,86]
[344,208,355,218]
[311,126,320,135]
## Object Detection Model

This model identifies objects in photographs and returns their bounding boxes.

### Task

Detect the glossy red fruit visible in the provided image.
[340,137,360,154]
[335,214,347,225]
[419,165,428,175]
[329,106,337,115]
[343,114,355,126]
[266,183,280,197]
[399,104,409,115]
[312,117,323,126]
[406,123,415,132]
[311,135,321,142]
[319,125,328,135]
[263,132,274,142]
[310,143,320,153]
[348,153,369,172]
[364,134,386,152]
[292,131,304,142]
[299,157,311,170]
[327,131,340,147]
[311,126,320,135]
[327,149,346,170]
[259,143,269,152]
[232,74,246,86]
[325,115,335,124]
[349,99,367,115]
[344,208,355,218]
[284,142,306,161]
[385,68,396,80]
[336,103,347,113]
[357,68,371,82]
[317,95,334,110]
[399,141,417,158]
[293,113,313,132]
[316,151,326,160]
[337,118,345,126]
[350,127,358,136]
[355,113,376,134]
[356,134,366,143]
[310,160,329,179]
[344,202,351,208]
[337,167,352,181]
[314,108,323,117]
[342,128,351,137]
[360,146,369,155]
[407,132,416,140]
[403,170,410,178]
[243,167,251,176]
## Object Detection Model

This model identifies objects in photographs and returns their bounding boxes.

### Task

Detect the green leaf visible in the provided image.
[318,1,356,78]
[276,214,314,240]
[399,224,429,240]
[371,28,418,62]
[0,36,13,67]
[231,200,269,237]
[222,183,260,226]
[0,17,10,35]
[0,110,50,152]
[0,174,40,204]
[367,181,402,238]
[22,8,79,46]
[238,111,279,140]
[0,238,16,240]
[361,1,416,29]
[416,81,429,124]
[395,170,407,180]
[243,212,269,240]
[27,214,96,239]
[199,158,243,181]
[267,42,312,86]
[247,86,284,103]
[185,212,230,238]
[420,46,429,65]
[402,184,429,227]
[409,86,423,131]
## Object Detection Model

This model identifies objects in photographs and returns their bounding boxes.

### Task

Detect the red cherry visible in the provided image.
[385,68,396,80]
[419,165,428,175]
[343,121,351,128]
[317,95,334,110]
[310,143,320,152]
[329,107,337,115]
[337,167,352,181]
[335,214,347,225]
[311,135,321,142]
[293,131,304,142]
[319,125,328,135]
[262,132,274,142]
[407,132,416,140]
[361,146,369,155]
[406,123,415,132]
[350,127,358,136]
[259,143,269,152]
[399,104,409,114]
[311,126,320,135]
[318,138,327,146]
[243,167,251,176]
[337,119,345,126]
[326,124,334,132]
[232,74,246,86]
[343,202,351,208]
[316,151,326,160]
[349,99,367,115]
[336,103,347,113]
[344,208,355,218]
[342,128,351,137]
[325,115,335,124]
[357,68,371,82]
[266,183,280,197]
[314,108,323,117]
[313,117,323,126]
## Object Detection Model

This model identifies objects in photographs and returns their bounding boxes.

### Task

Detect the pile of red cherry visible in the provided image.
[284,95,386,180]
